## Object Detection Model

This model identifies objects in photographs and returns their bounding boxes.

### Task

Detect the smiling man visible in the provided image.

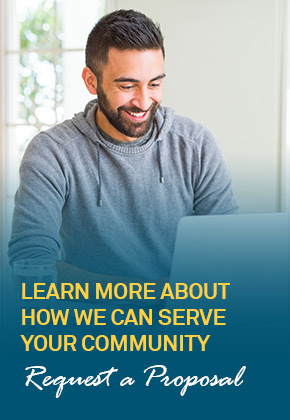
[8,10,238,287]
[89,48,164,140]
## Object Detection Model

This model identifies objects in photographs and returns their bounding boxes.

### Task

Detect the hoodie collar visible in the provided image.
[72,99,175,150]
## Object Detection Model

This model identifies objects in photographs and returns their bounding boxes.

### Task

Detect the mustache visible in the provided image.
[118,101,158,114]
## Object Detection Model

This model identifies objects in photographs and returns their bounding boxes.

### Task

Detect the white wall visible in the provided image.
[0,0,4,270]
[116,0,285,213]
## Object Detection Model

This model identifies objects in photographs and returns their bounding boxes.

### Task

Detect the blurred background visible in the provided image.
[0,0,290,269]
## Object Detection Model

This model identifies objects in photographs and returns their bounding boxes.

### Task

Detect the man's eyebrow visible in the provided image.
[150,73,166,82]
[113,73,166,83]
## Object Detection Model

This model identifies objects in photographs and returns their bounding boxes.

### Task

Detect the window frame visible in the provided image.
[0,0,117,270]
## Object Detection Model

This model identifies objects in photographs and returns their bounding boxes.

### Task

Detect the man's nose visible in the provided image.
[131,88,151,111]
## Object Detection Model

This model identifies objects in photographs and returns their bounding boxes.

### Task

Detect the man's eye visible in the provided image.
[149,83,160,88]
[120,85,134,90]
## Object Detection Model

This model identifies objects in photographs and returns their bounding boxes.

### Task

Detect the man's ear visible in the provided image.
[82,67,98,94]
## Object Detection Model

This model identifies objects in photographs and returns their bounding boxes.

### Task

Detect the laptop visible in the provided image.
[167,213,289,355]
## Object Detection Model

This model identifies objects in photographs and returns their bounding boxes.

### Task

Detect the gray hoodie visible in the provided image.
[8,99,238,279]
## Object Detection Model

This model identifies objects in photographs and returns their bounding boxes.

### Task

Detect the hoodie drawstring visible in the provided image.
[96,142,103,206]
[157,140,164,183]
[96,131,164,207]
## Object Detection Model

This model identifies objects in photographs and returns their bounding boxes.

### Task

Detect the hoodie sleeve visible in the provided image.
[193,129,239,215]
[8,133,68,266]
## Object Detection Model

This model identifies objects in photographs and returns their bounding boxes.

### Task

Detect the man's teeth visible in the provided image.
[127,111,146,117]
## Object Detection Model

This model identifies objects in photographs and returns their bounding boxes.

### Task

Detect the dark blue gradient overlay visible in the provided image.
[1,214,289,419]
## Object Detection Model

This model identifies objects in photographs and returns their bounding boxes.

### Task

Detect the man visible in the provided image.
[8,10,238,286]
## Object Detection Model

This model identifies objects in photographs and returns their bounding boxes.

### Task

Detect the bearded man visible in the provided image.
[9,10,238,288]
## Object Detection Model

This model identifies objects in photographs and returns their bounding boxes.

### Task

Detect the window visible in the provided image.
[2,0,109,267]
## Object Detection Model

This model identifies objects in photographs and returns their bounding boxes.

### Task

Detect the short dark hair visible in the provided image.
[85,9,165,77]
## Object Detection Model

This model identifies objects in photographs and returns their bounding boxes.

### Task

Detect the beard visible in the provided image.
[97,83,159,138]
